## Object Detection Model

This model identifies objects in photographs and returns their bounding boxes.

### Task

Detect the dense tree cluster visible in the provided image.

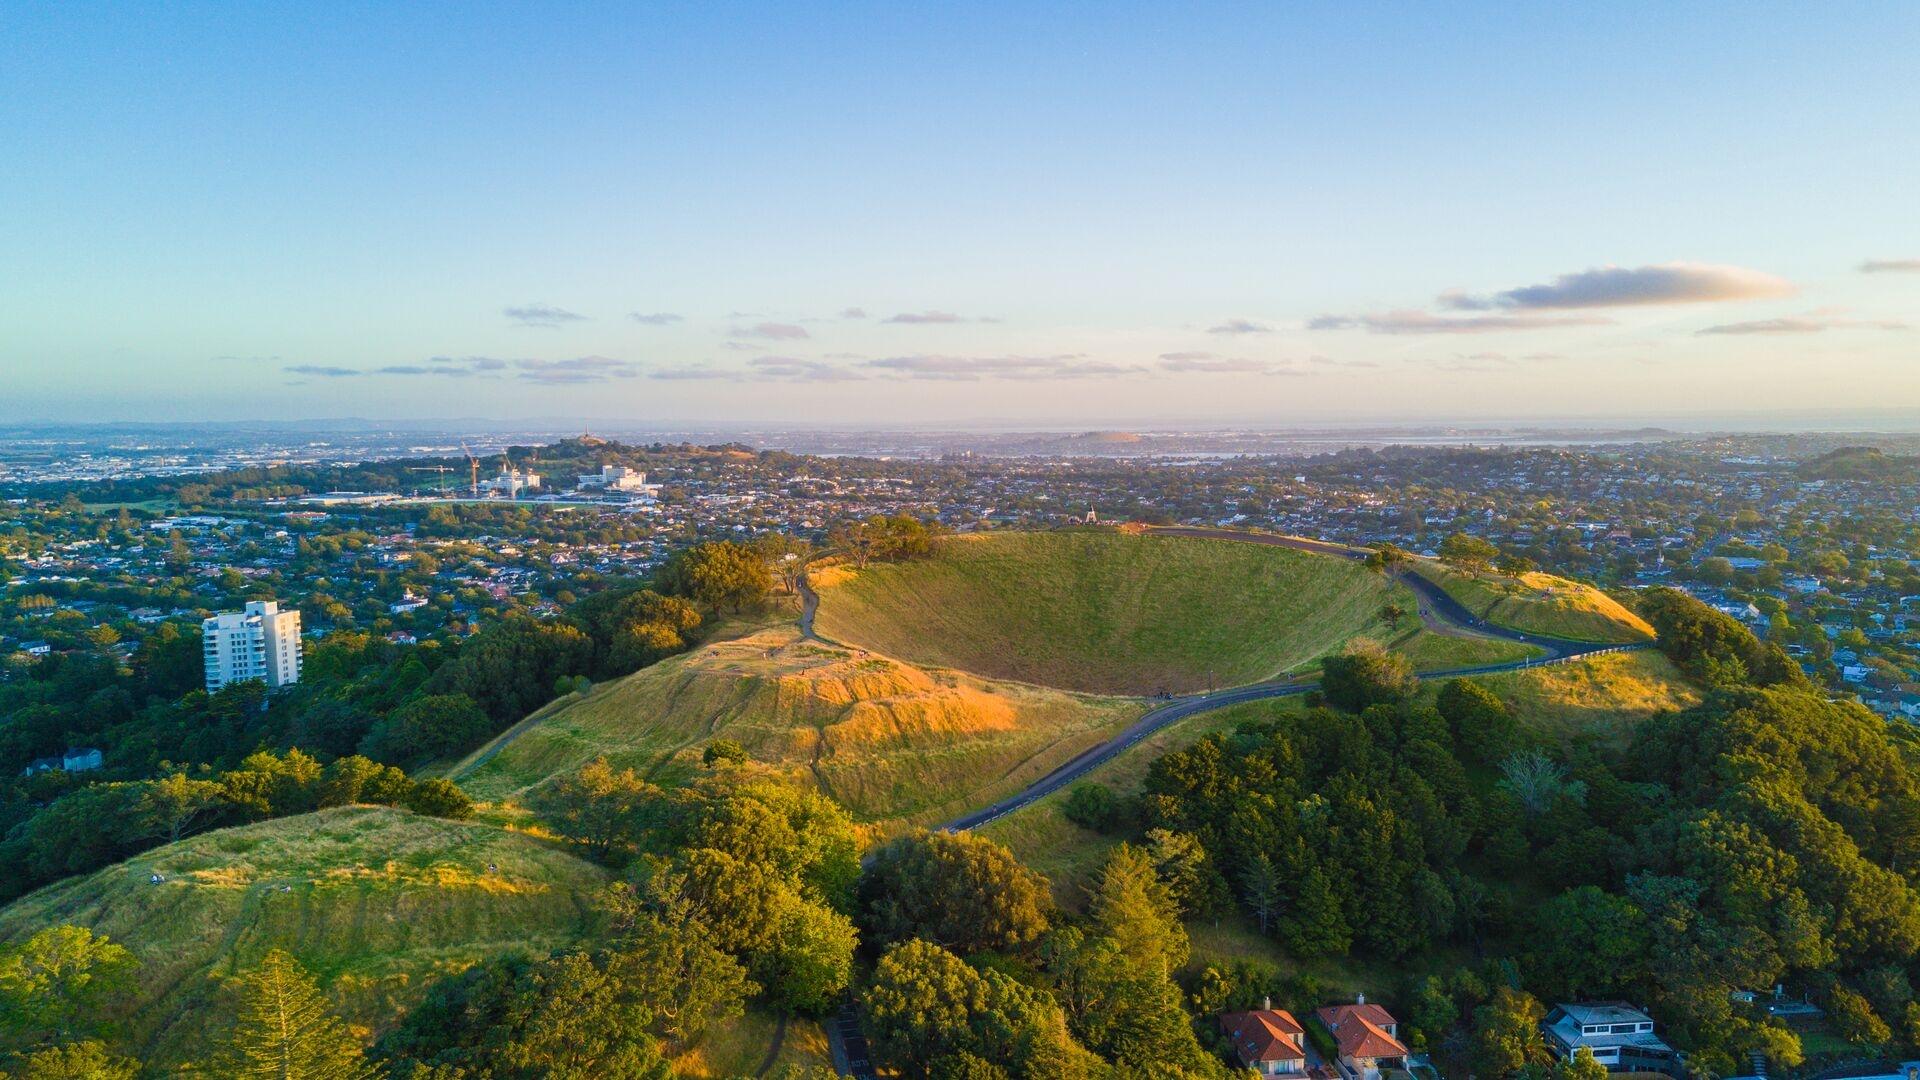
[1639,587,1809,689]
[538,765,861,1017]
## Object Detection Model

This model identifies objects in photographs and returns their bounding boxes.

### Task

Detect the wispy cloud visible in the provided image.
[1155,352,1295,375]
[865,354,1145,381]
[840,307,868,320]
[750,356,866,382]
[284,357,510,379]
[1207,318,1273,335]
[1697,315,1908,335]
[1440,262,1793,310]
[628,312,682,325]
[647,366,740,381]
[732,321,810,341]
[1860,258,1920,273]
[504,303,588,327]
[884,310,974,324]
[423,355,511,372]
[1309,309,1609,334]
[514,356,640,384]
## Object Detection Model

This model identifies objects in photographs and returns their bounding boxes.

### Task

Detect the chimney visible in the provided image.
[1357,992,1366,1006]
[1263,996,1273,1012]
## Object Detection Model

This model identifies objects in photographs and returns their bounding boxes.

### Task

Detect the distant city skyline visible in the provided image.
[3,3,1917,424]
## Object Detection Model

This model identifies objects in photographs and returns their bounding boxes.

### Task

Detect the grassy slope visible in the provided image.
[814,531,1413,694]
[1452,649,1701,747]
[0,806,608,1067]
[1410,560,1655,643]
[456,624,1144,834]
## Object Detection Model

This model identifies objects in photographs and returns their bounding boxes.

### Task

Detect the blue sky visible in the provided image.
[3,2,1917,425]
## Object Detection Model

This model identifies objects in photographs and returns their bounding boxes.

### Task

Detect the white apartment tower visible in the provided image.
[202,600,302,692]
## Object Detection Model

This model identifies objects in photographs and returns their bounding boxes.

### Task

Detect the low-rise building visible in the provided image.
[1220,1001,1308,1076]
[1543,1002,1680,1075]
[1316,998,1407,1080]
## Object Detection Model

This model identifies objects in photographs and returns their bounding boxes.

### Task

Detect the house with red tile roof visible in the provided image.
[1220,1000,1309,1075]
[1316,996,1409,1080]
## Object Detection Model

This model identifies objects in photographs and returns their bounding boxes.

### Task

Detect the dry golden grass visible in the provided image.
[0,806,608,1068]
[669,1008,833,1077]
[1446,650,1701,746]
[458,624,1145,833]
[1411,561,1655,643]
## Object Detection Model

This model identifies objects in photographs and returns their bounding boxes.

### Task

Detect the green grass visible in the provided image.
[0,806,609,1068]
[1392,628,1543,669]
[456,624,1146,834]
[1410,561,1655,644]
[815,531,1415,695]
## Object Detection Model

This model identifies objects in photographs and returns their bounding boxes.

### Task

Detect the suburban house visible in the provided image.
[1543,1002,1681,1075]
[1316,997,1408,1080]
[1220,1001,1308,1076]
[21,747,103,776]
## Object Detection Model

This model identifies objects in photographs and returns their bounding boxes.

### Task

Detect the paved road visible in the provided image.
[813,527,1642,1078]
[940,528,1629,833]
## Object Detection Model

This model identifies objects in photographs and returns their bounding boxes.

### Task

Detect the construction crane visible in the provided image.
[410,464,454,494]
[461,443,480,497]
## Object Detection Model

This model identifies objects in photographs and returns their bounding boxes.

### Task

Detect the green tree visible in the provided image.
[1319,638,1417,712]
[1282,866,1352,957]
[659,542,772,613]
[701,739,749,767]
[1436,679,1517,764]
[488,951,671,1080]
[1471,987,1549,1078]
[1554,1046,1608,1080]
[363,694,490,763]
[860,830,1051,952]
[0,926,136,1044]
[405,778,475,819]
[606,914,754,1048]
[1088,843,1188,976]
[534,758,657,861]
[1827,986,1891,1046]
[216,950,377,1080]
[1,1040,140,1080]
[1528,887,1649,1000]
[133,773,226,844]
[1440,533,1500,572]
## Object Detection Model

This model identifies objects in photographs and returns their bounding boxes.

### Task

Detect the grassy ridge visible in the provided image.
[1454,649,1700,747]
[457,624,1145,833]
[0,806,608,1067]
[1410,561,1655,643]
[814,531,1412,694]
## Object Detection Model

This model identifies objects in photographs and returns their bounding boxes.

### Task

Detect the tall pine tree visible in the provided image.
[217,950,377,1080]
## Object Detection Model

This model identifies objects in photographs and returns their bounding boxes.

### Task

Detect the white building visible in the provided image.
[577,464,658,494]
[202,600,302,692]
[1543,1002,1680,1075]
[481,466,541,497]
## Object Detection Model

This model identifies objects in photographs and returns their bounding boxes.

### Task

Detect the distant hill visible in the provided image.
[1798,446,1920,480]
[0,806,608,1068]
[813,531,1410,694]
[454,623,1145,831]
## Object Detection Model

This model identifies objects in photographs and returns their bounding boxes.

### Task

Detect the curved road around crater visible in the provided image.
[808,527,1641,1078]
